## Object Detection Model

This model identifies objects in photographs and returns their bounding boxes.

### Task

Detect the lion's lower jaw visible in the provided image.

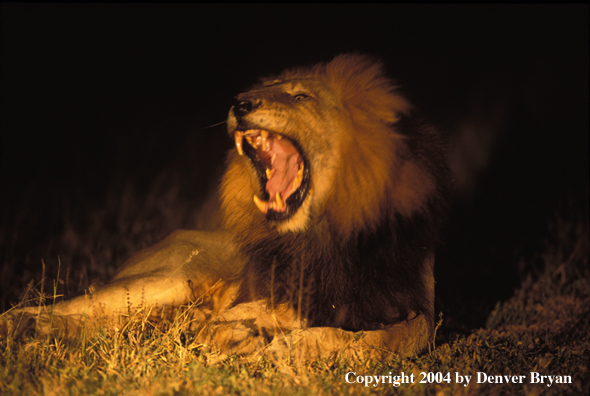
[273,188,313,234]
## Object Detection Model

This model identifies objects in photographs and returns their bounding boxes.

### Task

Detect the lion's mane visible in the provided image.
[221,54,451,331]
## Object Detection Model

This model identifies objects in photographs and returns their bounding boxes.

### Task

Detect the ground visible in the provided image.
[1,212,587,395]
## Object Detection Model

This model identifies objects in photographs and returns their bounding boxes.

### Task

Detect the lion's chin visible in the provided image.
[273,187,313,234]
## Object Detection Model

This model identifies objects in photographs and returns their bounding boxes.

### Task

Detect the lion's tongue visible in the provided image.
[266,137,301,209]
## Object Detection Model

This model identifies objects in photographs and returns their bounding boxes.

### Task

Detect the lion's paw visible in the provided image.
[197,318,273,364]
[0,310,45,339]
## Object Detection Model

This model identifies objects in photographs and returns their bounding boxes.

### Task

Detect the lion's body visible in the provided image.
[1,55,450,361]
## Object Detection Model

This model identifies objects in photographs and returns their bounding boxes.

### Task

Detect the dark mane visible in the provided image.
[233,115,451,331]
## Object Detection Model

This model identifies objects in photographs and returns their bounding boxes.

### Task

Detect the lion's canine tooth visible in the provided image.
[276,192,285,210]
[261,130,269,151]
[292,163,304,190]
[266,168,274,179]
[234,131,244,156]
[253,195,267,213]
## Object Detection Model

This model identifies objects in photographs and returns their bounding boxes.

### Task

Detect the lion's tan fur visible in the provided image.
[1,55,450,362]
[223,55,436,239]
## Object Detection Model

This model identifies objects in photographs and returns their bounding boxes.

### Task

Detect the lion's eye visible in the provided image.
[293,93,310,101]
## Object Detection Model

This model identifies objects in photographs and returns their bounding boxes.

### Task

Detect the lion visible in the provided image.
[1,54,451,362]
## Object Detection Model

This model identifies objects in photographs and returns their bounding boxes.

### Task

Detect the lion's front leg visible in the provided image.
[270,314,432,362]
[199,255,436,363]
[197,303,432,364]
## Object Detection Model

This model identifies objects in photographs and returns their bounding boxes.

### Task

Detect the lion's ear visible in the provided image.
[325,54,412,126]
[354,90,412,128]
[381,93,412,124]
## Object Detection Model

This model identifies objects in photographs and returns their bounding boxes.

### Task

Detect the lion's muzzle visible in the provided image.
[228,96,311,224]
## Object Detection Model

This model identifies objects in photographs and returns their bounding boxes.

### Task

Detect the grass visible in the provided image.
[1,180,588,395]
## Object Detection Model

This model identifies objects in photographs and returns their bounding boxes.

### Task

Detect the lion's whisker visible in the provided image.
[203,120,227,129]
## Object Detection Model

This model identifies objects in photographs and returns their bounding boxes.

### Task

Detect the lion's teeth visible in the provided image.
[266,168,274,179]
[234,131,244,156]
[276,192,285,210]
[253,195,267,213]
[261,130,269,151]
[292,163,304,190]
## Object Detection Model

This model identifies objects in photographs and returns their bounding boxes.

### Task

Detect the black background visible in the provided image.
[1,4,588,330]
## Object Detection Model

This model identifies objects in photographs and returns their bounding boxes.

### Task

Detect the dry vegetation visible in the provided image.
[1,178,588,395]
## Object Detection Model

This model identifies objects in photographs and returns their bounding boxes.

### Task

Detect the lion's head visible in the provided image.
[223,54,437,234]
[221,54,450,330]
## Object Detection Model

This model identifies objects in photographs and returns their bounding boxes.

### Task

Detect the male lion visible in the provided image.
[1,54,450,361]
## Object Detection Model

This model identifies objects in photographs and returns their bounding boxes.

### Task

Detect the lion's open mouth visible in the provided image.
[234,129,310,222]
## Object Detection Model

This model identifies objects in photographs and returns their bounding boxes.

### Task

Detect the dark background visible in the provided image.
[1,4,588,332]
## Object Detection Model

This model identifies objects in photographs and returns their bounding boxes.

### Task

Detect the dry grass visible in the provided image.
[1,176,588,395]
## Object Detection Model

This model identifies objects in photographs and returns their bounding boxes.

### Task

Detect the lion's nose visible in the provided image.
[233,99,253,118]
